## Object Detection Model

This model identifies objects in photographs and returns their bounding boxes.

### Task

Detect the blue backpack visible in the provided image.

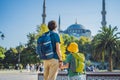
[36,31,54,60]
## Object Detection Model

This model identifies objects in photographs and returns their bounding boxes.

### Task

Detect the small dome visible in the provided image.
[67,23,85,30]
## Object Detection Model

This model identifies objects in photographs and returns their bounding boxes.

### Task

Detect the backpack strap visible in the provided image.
[69,54,76,72]
[72,53,79,71]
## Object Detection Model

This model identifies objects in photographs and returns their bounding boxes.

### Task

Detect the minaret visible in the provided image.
[42,0,46,24]
[101,0,107,27]
[58,15,61,33]
[75,18,77,24]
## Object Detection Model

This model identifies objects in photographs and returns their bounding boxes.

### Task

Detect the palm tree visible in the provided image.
[92,25,120,71]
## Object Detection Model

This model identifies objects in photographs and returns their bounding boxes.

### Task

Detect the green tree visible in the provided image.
[92,25,120,71]
[0,46,6,59]
[78,36,91,54]
[16,44,24,65]
[112,40,120,69]
[21,33,40,65]
[60,35,67,61]
[79,36,91,45]
[26,33,36,48]
[36,24,49,38]
[62,34,78,45]
[3,48,18,68]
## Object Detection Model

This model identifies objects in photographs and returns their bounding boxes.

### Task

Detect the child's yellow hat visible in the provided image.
[67,42,79,53]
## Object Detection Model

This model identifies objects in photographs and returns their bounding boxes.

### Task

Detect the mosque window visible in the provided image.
[83,30,85,33]
[75,30,77,32]
[76,30,78,33]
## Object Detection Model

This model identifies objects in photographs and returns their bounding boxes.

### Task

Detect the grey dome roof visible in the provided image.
[67,23,85,30]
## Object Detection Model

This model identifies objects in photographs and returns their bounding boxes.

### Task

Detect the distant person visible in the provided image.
[86,65,95,72]
[30,64,35,72]
[42,20,63,80]
[15,64,19,70]
[26,64,30,72]
[39,63,44,72]
[60,42,85,80]
[90,65,95,72]
[35,63,39,72]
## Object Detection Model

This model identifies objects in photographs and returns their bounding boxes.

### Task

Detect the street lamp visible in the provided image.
[17,43,23,70]
[18,52,20,69]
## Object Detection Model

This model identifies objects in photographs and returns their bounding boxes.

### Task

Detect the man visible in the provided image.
[43,20,62,80]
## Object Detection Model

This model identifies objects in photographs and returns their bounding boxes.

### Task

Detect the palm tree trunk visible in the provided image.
[108,52,113,72]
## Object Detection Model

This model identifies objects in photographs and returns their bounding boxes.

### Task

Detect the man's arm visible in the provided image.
[56,42,62,61]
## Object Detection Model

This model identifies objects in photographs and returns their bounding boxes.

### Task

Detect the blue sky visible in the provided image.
[0,0,120,49]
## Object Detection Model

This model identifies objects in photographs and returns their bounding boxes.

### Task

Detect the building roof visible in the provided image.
[67,23,85,30]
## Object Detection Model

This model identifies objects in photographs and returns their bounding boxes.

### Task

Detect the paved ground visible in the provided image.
[0,70,120,80]
[0,70,38,80]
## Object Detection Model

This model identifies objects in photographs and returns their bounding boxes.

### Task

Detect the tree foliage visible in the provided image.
[0,46,6,59]
[36,24,49,38]
[92,25,120,71]
[60,35,66,61]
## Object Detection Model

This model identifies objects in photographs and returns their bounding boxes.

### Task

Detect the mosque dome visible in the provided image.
[67,23,85,30]
[62,22,91,38]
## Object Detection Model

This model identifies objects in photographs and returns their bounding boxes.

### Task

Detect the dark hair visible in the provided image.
[48,20,57,31]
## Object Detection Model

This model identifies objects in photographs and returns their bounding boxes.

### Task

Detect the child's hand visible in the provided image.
[59,61,63,68]
[59,65,64,70]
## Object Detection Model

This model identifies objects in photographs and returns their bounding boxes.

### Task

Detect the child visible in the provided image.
[60,42,85,80]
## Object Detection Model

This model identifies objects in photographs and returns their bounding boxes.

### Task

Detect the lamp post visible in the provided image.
[17,43,23,70]
[18,52,20,69]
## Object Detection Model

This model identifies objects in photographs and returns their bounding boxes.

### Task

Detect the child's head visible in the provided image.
[67,42,79,53]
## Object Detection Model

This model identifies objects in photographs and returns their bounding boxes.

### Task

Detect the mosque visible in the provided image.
[41,0,106,39]
[59,22,91,38]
